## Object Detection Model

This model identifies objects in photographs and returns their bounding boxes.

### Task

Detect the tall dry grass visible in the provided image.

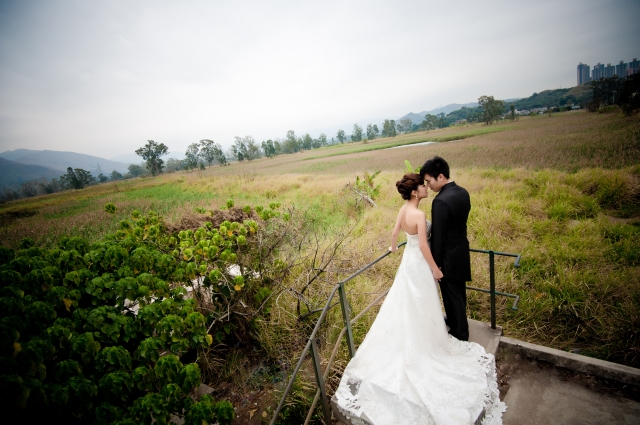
[1,110,639,416]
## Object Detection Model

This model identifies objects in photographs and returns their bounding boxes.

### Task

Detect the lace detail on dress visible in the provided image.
[335,232,506,424]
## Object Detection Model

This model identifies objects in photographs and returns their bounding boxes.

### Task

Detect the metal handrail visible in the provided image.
[268,242,407,425]
[468,249,521,329]
[269,244,521,425]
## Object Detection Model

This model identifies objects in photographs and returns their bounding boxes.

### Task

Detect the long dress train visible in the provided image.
[335,233,506,425]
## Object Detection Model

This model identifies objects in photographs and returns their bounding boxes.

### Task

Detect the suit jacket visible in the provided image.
[431,182,472,282]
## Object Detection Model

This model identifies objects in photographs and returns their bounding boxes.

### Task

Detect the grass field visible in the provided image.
[1,110,639,379]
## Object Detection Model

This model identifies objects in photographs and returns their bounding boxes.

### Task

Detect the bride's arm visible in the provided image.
[417,218,444,280]
[389,211,402,252]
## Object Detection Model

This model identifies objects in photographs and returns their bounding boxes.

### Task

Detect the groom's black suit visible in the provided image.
[431,181,471,341]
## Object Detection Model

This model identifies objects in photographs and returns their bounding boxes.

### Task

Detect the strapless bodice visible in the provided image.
[404,220,431,248]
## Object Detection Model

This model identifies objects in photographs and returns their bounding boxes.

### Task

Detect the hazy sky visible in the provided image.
[0,0,638,159]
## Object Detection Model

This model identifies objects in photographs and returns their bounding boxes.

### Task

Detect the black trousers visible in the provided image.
[439,277,469,341]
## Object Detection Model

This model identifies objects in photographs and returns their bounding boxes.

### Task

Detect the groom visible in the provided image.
[420,156,471,341]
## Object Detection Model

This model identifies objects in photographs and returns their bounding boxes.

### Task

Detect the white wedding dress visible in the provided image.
[335,232,506,425]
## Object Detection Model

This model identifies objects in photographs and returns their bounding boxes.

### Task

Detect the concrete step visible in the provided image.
[468,318,503,357]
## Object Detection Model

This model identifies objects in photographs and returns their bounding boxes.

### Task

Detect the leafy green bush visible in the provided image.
[0,206,288,423]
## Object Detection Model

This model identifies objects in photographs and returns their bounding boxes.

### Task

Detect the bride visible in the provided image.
[334,173,506,425]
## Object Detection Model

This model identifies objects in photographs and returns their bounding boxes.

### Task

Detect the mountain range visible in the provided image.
[400,99,521,124]
[0,149,133,186]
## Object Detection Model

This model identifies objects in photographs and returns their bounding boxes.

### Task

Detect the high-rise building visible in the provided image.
[592,63,605,80]
[604,63,616,78]
[577,58,638,82]
[616,60,628,77]
[628,58,639,76]
[577,62,591,84]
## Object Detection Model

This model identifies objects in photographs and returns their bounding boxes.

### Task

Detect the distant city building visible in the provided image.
[616,60,628,77]
[577,57,638,83]
[592,63,605,80]
[628,58,639,76]
[577,62,591,84]
[604,63,616,78]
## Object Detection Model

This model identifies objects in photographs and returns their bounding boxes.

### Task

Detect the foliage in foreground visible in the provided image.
[0,205,295,423]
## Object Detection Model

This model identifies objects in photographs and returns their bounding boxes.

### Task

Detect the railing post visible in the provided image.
[338,282,356,358]
[489,250,496,330]
[310,338,332,424]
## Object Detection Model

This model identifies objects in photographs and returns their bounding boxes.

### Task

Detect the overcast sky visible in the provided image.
[0,0,638,159]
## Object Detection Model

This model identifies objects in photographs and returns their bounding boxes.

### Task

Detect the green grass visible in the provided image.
[303,126,510,160]
[1,110,639,372]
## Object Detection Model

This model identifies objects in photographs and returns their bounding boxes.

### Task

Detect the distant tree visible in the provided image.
[478,95,505,125]
[127,164,145,177]
[465,108,479,123]
[184,143,200,169]
[210,143,228,165]
[165,158,183,172]
[60,167,95,189]
[199,139,220,167]
[20,180,39,197]
[420,114,438,130]
[302,133,313,150]
[38,177,62,194]
[398,118,413,134]
[373,124,379,138]
[1,186,20,201]
[110,170,123,180]
[262,139,277,157]
[509,104,516,121]
[352,124,363,142]
[282,130,300,153]
[135,140,168,176]
[273,140,283,155]
[61,167,81,189]
[619,73,640,114]
[366,124,376,140]
[97,173,109,183]
[381,119,397,137]
[318,133,328,147]
[96,163,104,180]
[76,169,96,187]
[231,137,248,161]
[336,129,346,143]
[244,136,260,160]
[588,76,624,111]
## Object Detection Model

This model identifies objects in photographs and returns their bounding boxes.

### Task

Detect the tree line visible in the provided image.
[5,75,636,202]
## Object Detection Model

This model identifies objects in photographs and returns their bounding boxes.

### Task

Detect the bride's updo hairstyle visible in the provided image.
[396,173,423,200]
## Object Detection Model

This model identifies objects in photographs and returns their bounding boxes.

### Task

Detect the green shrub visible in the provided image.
[0,206,294,423]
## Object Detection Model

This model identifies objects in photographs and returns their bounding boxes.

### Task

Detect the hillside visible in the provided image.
[403,99,521,124]
[401,102,479,124]
[0,157,61,186]
[0,149,132,177]
[508,88,592,110]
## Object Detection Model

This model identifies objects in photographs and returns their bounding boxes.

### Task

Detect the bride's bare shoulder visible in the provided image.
[408,207,426,219]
